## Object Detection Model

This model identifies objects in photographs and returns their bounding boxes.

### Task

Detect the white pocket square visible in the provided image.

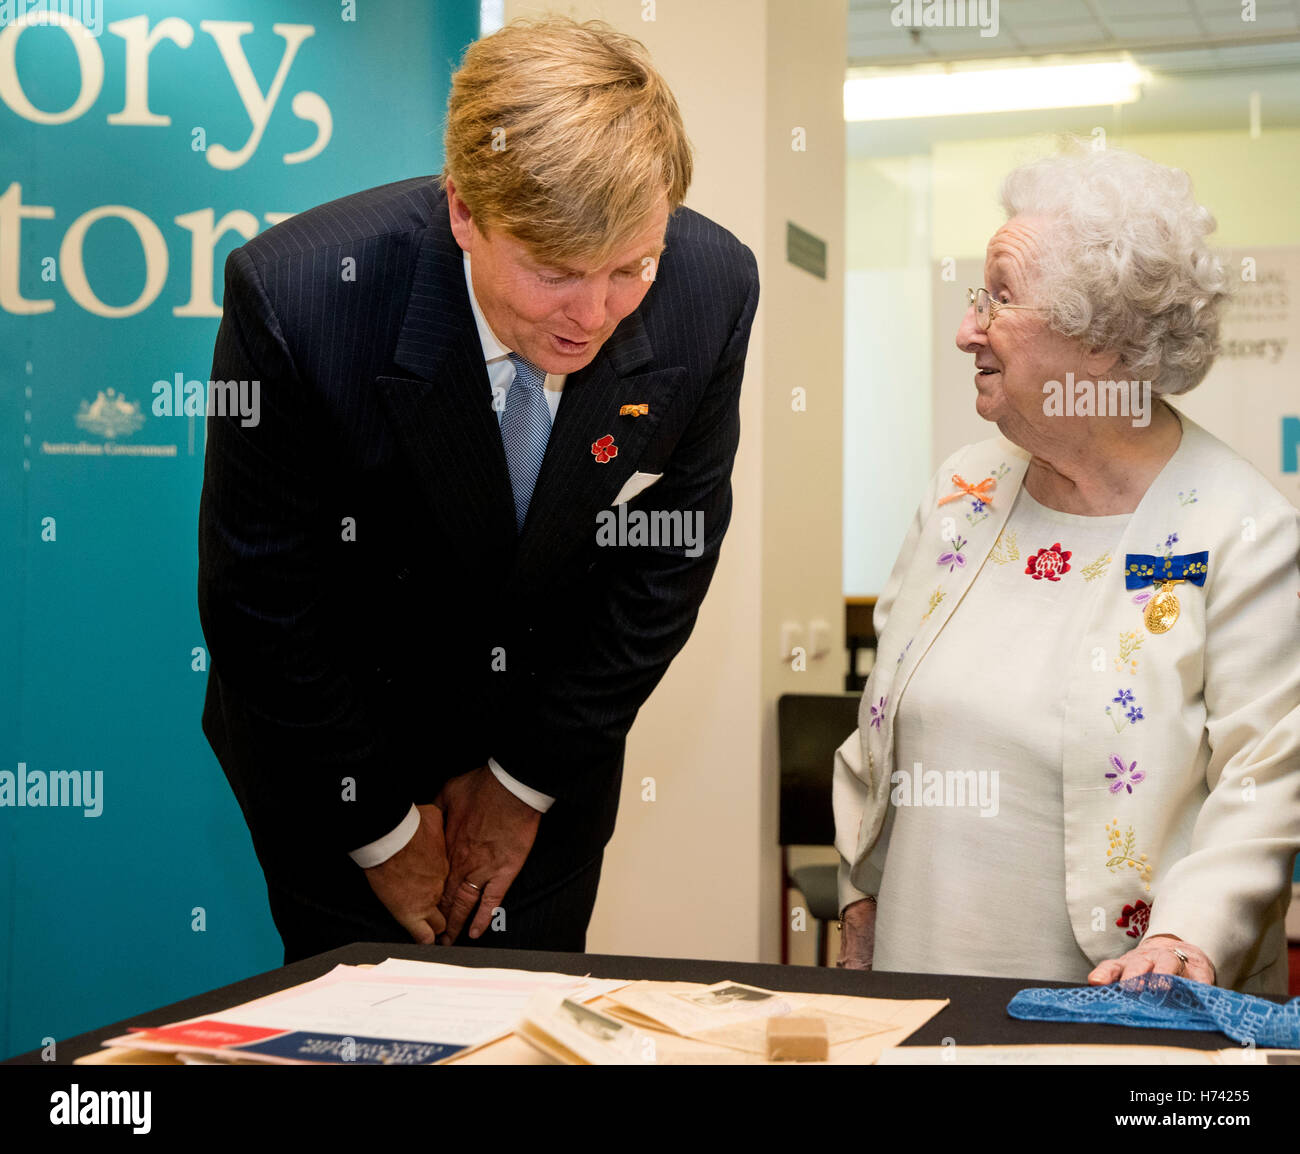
[611,471,664,506]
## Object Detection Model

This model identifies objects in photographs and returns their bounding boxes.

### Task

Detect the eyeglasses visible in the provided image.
[967,287,1045,332]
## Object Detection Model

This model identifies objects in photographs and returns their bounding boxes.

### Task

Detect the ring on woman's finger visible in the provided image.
[463,880,483,893]
[1172,947,1189,975]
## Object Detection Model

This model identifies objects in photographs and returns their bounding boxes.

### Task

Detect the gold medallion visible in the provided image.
[1143,580,1182,634]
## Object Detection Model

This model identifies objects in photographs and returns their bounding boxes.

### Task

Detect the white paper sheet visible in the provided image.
[208,961,628,1048]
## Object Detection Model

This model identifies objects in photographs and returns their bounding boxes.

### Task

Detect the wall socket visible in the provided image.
[780,619,833,663]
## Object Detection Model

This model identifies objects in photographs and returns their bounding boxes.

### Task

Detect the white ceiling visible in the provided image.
[846,1,1300,156]
[849,0,1300,64]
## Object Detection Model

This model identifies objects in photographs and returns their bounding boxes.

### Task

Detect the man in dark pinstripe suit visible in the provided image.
[198,17,759,963]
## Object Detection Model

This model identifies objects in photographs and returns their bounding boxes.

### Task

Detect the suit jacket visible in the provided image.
[833,407,1300,993]
[198,176,759,882]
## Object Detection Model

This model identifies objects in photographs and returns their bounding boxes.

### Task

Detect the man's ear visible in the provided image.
[445,176,475,253]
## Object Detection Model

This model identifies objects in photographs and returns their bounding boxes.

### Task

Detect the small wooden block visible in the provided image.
[765,1016,829,1062]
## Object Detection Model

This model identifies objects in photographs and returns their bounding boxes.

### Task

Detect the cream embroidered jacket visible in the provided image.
[833,409,1300,994]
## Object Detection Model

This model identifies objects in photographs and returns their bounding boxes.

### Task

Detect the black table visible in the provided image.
[5,941,1273,1064]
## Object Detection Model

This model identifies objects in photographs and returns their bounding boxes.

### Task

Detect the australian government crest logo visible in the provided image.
[75,389,145,438]
[42,388,177,458]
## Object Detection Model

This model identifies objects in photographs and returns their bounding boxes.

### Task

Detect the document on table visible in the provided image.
[606,981,794,1034]
[99,960,629,1065]
[602,979,894,1056]
[516,991,659,1065]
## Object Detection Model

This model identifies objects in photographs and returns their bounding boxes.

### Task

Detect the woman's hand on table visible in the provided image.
[1087,934,1216,986]
[835,897,876,970]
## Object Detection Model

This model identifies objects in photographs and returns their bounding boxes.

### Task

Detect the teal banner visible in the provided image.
[0,0,480,1059]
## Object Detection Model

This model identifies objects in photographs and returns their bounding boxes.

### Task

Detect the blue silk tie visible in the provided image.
[501,352,552,532]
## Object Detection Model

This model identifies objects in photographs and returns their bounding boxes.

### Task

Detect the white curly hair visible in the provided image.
[1000,144,1230,396]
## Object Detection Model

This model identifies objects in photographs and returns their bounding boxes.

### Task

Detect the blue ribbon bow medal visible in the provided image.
[1123,550,1209,634]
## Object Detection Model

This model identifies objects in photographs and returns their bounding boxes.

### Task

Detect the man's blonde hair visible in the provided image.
[441,16,692,267]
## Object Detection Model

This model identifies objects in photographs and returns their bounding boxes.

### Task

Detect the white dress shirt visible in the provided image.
[347,253,565,868]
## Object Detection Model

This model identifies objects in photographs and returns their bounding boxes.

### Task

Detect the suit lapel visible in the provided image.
[1060,404,1204,798]
[887,447,1029,733]
[510,310,686,591]
[375,207,518,563]
[858,443,1030,854]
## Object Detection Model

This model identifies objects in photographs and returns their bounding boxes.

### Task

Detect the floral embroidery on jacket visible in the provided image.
[922,586,946,620]
[1105,755,1146,794]
[937,536,968,573]
[965,498,990,528]
[1081,552,1112,582]
[1114,630,1143,675]
[1178,489,1198,506]
[1116,899,1151,938]
[1105,819,1153,891]
[1025,541,1072,581]
[869,696,887,730]
[1105,688,1145,731]
[990,528,1019,565]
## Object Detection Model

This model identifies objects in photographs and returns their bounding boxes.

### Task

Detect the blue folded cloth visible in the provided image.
[1007,974,1300,1048]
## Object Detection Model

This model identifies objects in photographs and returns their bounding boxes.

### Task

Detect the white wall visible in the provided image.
[843,156,933,595]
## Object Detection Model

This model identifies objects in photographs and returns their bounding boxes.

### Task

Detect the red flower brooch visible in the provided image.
[1025,542,1072,581]
[1116,899,1151,939]
[591,434,619,464]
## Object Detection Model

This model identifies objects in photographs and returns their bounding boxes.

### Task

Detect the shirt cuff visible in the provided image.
[489,758,555,812]
[838,858,878,919]
[348,804,420,868]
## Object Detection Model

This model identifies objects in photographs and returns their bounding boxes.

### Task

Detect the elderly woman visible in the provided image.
[834,146,1299,994]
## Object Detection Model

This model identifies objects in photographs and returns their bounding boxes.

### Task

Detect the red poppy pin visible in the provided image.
[592,434,619,464]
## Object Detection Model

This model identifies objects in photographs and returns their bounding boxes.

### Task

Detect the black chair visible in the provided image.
[844,596,877,692]
[778,692,861,966]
